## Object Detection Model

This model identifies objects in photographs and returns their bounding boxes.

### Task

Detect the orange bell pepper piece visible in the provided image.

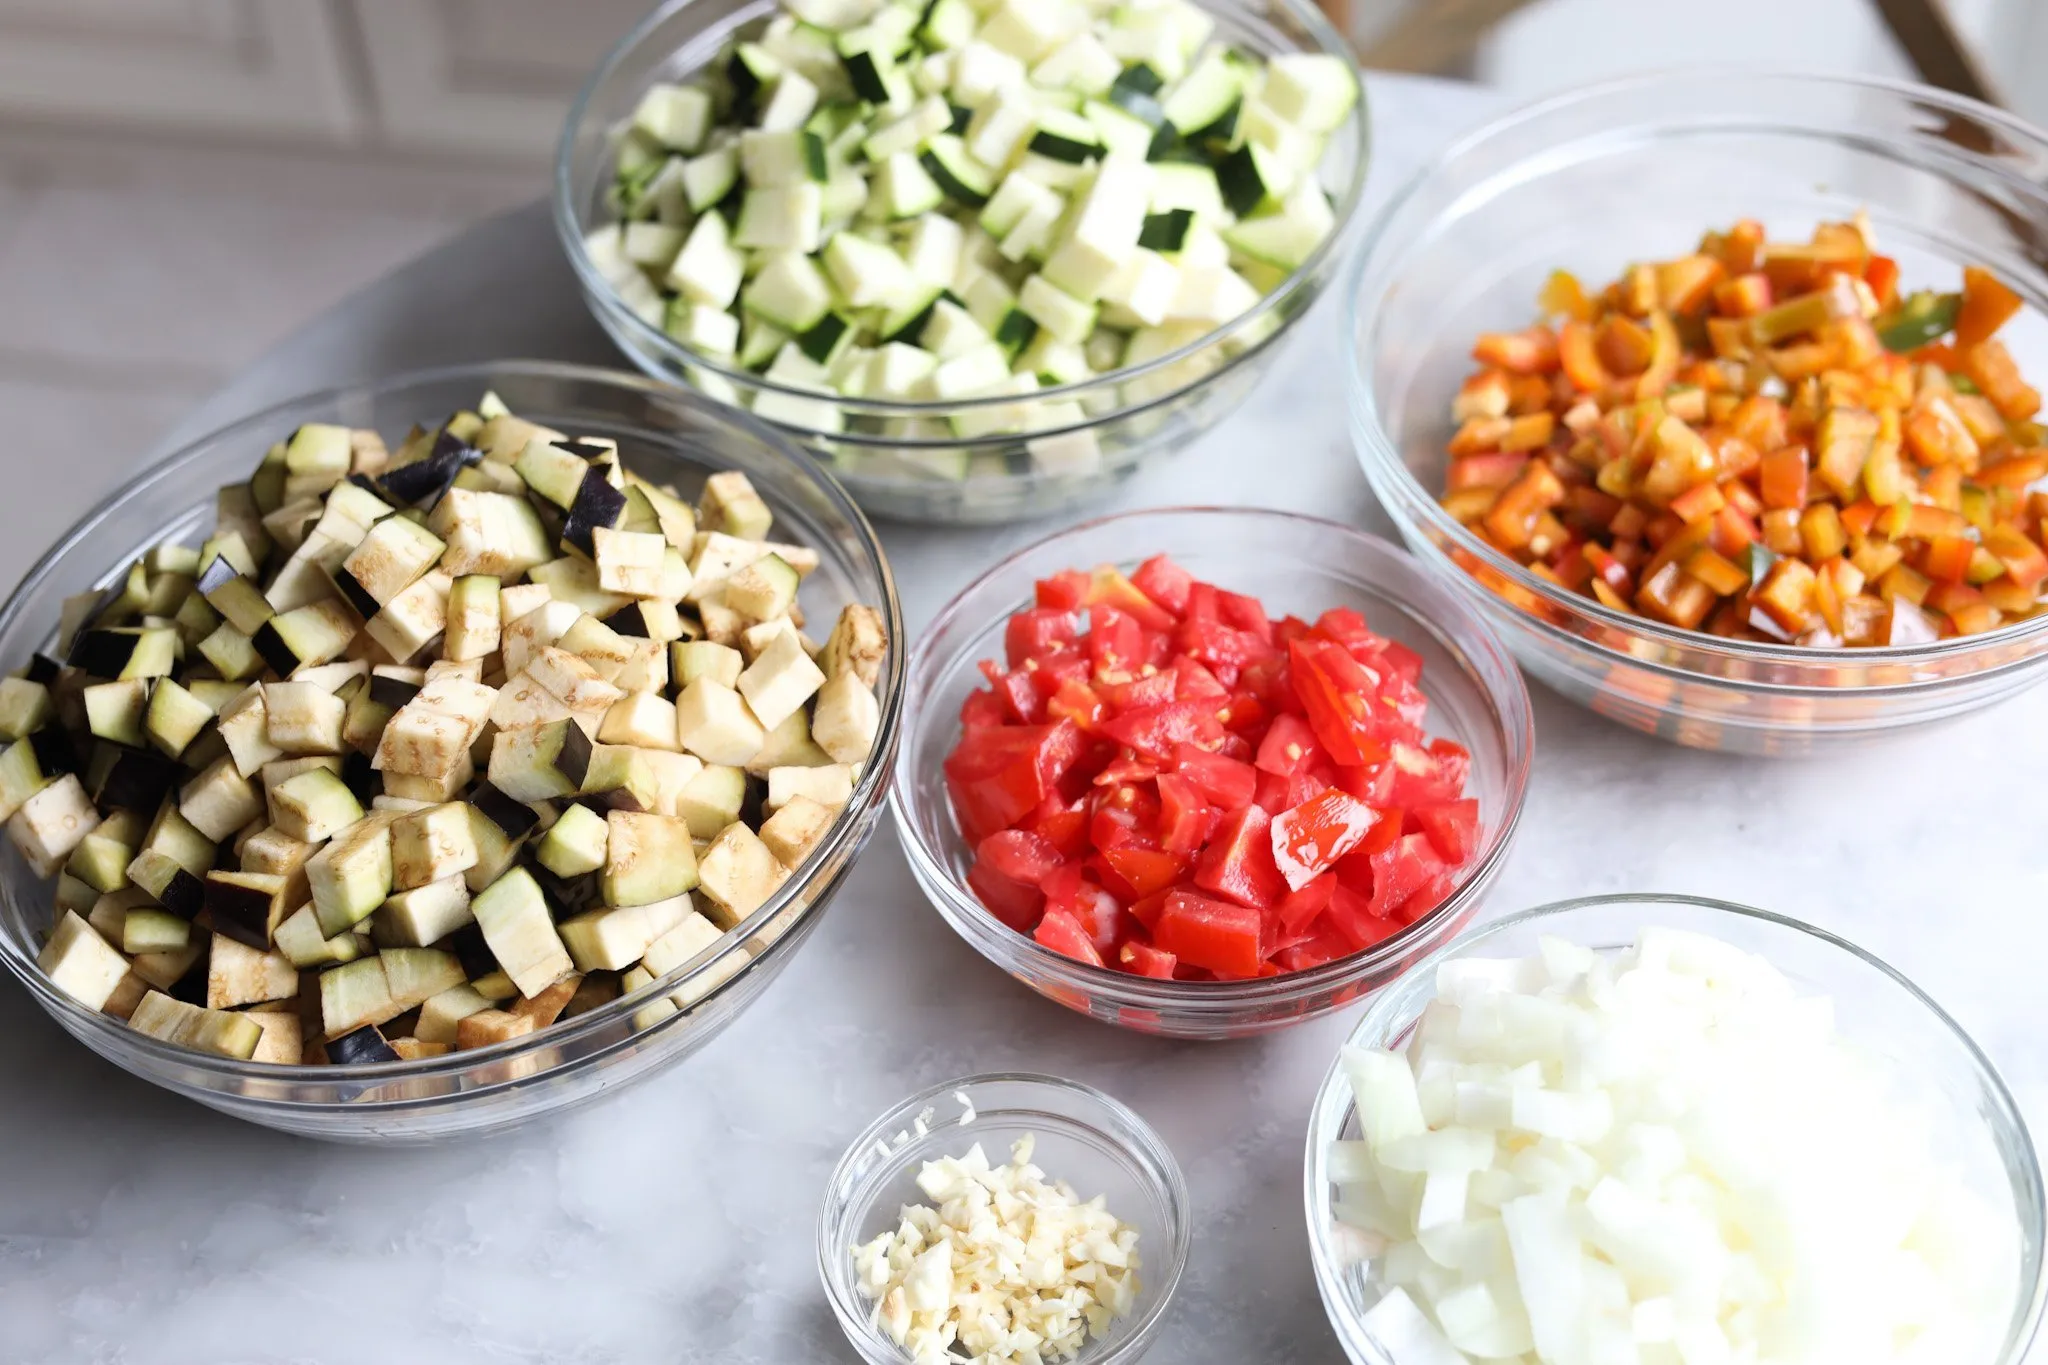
[1955,266,2023,350]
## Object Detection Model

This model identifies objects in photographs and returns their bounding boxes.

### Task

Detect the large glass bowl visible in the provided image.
[555,0,1371,526]
[818,1073,1190,1365]
[1304,893,2048,1365]
[1348,70,2048,755]
[891,507,1534,1039]
[0,361,906,1144]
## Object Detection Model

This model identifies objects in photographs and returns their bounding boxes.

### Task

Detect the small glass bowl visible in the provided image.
[555,0,1371,526]
[1304,893,2048,1365]
[819,1072,1190,1365]
[0,361,906,1144]
[1348,70,2048,754]
[891,507,1534,1039]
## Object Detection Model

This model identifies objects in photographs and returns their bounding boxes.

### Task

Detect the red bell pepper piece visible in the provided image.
[1130,555,1194,615]
[1270,789,1382,891]
[1118,939,1179,979]
[1034,907,1106,967]
[1193,805,1286,909]
[1411,798,1481,865]
[1153,890,1263,977]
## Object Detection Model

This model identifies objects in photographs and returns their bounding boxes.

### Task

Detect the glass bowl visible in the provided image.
[891,507,1534,1039]
[819,1072,1190,1365]
[0,361,906,1144]
[1304,893,2048,1365]
[555,0,1371,526]
[1348,70,2048,755]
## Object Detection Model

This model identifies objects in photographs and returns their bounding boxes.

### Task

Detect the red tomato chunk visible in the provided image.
[947,557,1486,980]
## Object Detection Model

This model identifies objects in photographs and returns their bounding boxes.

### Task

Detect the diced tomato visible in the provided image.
[1042,862,1124,953]
[1035,569,1090,611]
[1118,939,1178,979]
[950,562,1476,982]
[1411,798,1481,865]
[1098,847,1187,900]
[1254,712,1320,776]
[1275,872,1337,937]
[944,720,1086,841]
[1153,890,1263,977]
[1175,617,1275,671]
[1367,833,1446,919]
[980,660,1046,724]
[1193,805,1286,909]
[1098,699,1226,762]
[1034,907,1105,967]
[1130,555,1194,615]
[1005,608,1077,668]
[1086,567,1177,631]
[1154,773,1217,855]
[1171,744,1258,809]
[1217,591,1273,643]
[1270,789,1381,891]
[1289,638,1398,766]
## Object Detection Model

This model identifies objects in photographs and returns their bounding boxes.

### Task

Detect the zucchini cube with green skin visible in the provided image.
[376,875,474,947]
[736,628,826,731]
[674,677,766,766]
[537,802,609,879]
[471,867,574,998]
[38,910,131,1011]
[83,678,150,747]
[0,677,53,741]
[203,870,288,949]
[271,767,364,843]
[602,810,698,907]
[205,931,297,1008]
[696,822,789,928]
[309,818,394,936]
[122,908,191,955]
[631,83,714,153]
[390,800,477,890]
[558,892,691,972]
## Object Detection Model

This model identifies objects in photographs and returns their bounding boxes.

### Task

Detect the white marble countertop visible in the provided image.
[3,71,2046,1365]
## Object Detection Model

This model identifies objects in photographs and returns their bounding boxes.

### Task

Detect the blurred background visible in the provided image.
[0,0,2040,492]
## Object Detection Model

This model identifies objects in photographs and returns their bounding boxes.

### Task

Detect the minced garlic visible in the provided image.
[851,1135,1142,1364]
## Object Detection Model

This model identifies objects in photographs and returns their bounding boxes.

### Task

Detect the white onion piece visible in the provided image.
[1329,931,2015,1365]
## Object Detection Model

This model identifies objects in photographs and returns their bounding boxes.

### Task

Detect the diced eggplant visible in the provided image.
[70,626,177,681]
[695,821,788,927]
[92,747,180,815]
[203,870,287,949]
[252,600,357,677]
[471,867,574,997]
[244,1009,303,1064]
[759,793,836,869]
[37,909,132,1010]
[379,428,478,507]
[9,774,102,876]
[536,801,609,878]
[454,1007,535,1050]
[308,817,394,936]
[144,677,215,758]
[486,719,594,802]
[325,1023,400,1065]
[271,767,364,843]
[558,893,691,972]
[319,956,401,1037]
[561,474,630,558]
[377,874,475,947]
[602,810,699,906]
[204,931,297,1008]
[0,677,54,742]
[415,983,493,1044]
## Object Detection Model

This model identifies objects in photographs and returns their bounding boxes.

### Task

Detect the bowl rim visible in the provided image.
[890,503,1536,1008]
[817,1069,1192,1365]
[0,357,910,1093]
[1301,889,2048,1365]
[1346,65,2048,675]
[551,0,1375,423]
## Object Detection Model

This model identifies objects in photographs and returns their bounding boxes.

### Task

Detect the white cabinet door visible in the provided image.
[0,0,357,137]
[352,0,655,159]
